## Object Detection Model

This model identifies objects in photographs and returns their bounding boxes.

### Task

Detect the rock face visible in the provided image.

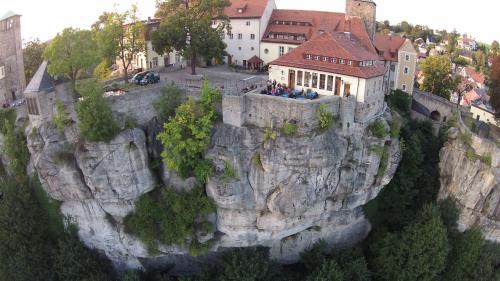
[438,127,500,241]
[23,108,400,272]
[206,118,401,263]
[26,123,156,270]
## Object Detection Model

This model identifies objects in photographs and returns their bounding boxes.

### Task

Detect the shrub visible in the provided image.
[223,160,238,182]
[2,120,30,182]
[480,154,492,166]
[390,119,401,138]
[194,159,214,184]
[317,104,334,131]
[93,60,112,81]
[263,128,278,142]
[124,115,138,130]
[369,144,385,156]
[368,120,387,139]
[52,99,71,133]
[0,107,16,132]
[153,83,184,121]
[252,152,263,169]
[460,131,472,146]
[157,83,220,182]
[387,89,411,116]
[282,121,298,137]
[377,146,390,178]
[189,239,214,257]
[124,186,216,254]
[76,80,119,142]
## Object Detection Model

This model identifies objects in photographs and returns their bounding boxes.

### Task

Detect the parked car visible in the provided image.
[139,72,160,86]
[131,71,148,85]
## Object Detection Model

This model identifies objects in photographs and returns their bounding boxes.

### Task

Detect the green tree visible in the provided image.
[43,28,99,93]
[491,40,500,56]
[446,30,459,55]
[306,259,344,281]
[442,229,484,281]
[420,55,457,99]
[96,5,145,83]
[153,83,184,122]
[207,247,282,281]
[76,80,119,142]
[372,204,449,281]
[489,56,500,119]
[23,39,47,84]
[473,49,487,73]
[152,0,230,75]
[157,81,220,180]
[0,178,54,281]
[52,99,71,133]
[54,228,115,281]
[2,120,29,182]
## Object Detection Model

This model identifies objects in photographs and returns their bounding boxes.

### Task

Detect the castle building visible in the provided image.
[374,34,417,94]
[0,11,26,106]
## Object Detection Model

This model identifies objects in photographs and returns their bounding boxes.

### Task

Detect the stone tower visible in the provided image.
[0,11,26,106]
[346,0,376,42]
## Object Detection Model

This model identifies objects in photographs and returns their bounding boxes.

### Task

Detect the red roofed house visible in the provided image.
[215,0,380,68]
[269,31,386,120]
[374,34,417,94]
[462,67,486,88]
[213,0,276,68]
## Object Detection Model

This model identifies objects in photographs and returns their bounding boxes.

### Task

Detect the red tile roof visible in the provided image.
[465,67,486,85]
[224,0,270,19]
[374,34,407,62]
[262,9,376,53]
[270,32,385,79]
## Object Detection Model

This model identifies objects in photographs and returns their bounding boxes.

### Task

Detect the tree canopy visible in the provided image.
[23,39,48,84]
[43,28,99,92]
[152,0,230,75]
[420,55,458,99]
[489,56,500,119]
[96,5,145,82]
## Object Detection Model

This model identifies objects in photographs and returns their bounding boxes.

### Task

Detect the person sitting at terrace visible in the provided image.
[271,87,277,96]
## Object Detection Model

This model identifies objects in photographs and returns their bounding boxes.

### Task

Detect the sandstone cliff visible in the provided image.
[18,105,400,273]
[438,126,500,241]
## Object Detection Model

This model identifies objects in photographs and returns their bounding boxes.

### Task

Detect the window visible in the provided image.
[404,67,409,75]
[238,46,242,51]
[251,47,254,51]
[327,75,334,91]
[323,57,328,62]
[306,54,312,60]
[405,54,410,61]
[402,84,407,91]
[319,74,326,89]
[348,60,353,65]
[331,58,337,63]
[237,8,243,13]
[304,72,311,87]
[153,57,158,67]
[228,32,234,39]
[250,34,255,40]
[340,59,345,64]
[27,97,39,115]
[264,49,269,54]
[297,71,303,86]
[315,56,320,61]
[238,33,243,39]
[312,73,318,88]
[0,66,4,79]
[390,64,395,71]
[279,46,285,56]
[344,83,351,97]
[246,21,251,26]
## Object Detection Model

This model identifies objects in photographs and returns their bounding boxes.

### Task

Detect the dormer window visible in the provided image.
[237,8,243,13]
[315,56,320,61]
[331,58,337,63]
[348,60,353,66]
[306,54,312,60]
[340,59,345,64]
[323,57,328,62]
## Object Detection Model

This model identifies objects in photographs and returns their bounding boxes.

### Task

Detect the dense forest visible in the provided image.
[0,90,499,280]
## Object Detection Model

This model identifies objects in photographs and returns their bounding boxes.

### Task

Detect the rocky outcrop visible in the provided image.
[438,127,500,241]
[206,117,401,263]
[23,107,401,272]
[26,123,156,270]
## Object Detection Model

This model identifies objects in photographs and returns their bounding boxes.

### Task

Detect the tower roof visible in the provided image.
[25,61,55,94]
[0,11,21,21]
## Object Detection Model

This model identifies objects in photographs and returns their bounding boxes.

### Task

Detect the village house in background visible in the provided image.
[374,33,417,94]
[0,11,26,106]
[458,35,477,51]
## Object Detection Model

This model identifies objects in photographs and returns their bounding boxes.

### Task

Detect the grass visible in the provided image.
[263,128,278,143]
[460,132,473,146]
[368,120,388,139]
[282,122,298,137]
[370,144,385,156]
[252,152,263,169]
[466,148,492,167]
[223,160,238,182]
[124,115,138,130]
[390,119,401,138]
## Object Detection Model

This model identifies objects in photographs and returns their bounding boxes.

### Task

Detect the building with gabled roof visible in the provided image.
[24,61,57,124]
[374,33,417,94]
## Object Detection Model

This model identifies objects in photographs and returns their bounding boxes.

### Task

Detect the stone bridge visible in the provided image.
[411,89,457,123]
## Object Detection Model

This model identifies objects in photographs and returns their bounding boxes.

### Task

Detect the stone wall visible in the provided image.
[222,90,343,134]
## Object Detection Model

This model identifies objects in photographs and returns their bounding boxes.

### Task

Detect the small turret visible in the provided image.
[346,0,376,42]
